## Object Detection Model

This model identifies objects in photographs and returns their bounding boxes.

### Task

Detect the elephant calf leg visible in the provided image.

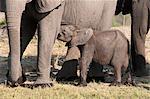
[110,64,122,86]
[79,45,94,86]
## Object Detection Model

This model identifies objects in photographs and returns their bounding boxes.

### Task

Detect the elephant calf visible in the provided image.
[57,25,132,86]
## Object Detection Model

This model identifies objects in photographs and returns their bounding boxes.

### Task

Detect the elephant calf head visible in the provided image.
[57,25,93,60]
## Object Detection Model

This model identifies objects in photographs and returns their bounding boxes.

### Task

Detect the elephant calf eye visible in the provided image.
[63,29,66,32]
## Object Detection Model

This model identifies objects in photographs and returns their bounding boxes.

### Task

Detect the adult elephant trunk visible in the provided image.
[5,0,26,83]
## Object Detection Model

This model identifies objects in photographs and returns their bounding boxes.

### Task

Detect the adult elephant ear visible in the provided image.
[35,0,64,13]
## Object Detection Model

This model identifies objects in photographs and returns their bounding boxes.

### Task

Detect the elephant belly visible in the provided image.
[92,31,119,65]
[63,0,117,31]
[93,48,113,65]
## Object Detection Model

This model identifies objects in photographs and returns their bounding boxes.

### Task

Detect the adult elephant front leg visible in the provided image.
[6,0,26,85]
[35,3,64,86]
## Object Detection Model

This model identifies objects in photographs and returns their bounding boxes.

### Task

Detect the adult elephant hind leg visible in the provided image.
[34,3,64,88]
[6,0,26,86]
[131,0,149,77]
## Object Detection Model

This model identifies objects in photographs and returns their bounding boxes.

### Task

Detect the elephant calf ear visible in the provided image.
[65,46,80,61]
[71,28,93,46]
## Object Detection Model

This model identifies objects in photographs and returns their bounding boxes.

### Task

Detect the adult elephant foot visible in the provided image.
[7,74,26,87]
[33,77,53,88]
[20,77,53,89]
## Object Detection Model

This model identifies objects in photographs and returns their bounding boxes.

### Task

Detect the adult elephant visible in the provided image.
[116,0,149,77]
[0,0,65,87]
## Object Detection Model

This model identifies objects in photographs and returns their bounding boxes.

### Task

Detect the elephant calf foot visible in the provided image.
[123,79,137,86]
[109,81,122,86]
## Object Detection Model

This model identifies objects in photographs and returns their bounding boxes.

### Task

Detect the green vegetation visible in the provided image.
[112,14,131,27]
[0,19,6,27]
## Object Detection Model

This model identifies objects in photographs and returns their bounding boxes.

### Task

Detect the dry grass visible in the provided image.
[0,26,150,99]
[0,83,150,99]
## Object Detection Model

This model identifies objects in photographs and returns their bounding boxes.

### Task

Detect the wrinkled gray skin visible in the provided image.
[0,0,118,86]
[0,0,65,87]
[58,25,131,86]
[63,0,117,31]
[116,0,150,77]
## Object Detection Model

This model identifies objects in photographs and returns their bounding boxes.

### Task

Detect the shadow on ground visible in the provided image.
[0,55,149,87]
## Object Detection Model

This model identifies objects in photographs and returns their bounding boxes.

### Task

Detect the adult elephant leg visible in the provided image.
[35,3,64,85]
[131,0,149,77]
[100,1,117,31]
[6,0,26,84]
